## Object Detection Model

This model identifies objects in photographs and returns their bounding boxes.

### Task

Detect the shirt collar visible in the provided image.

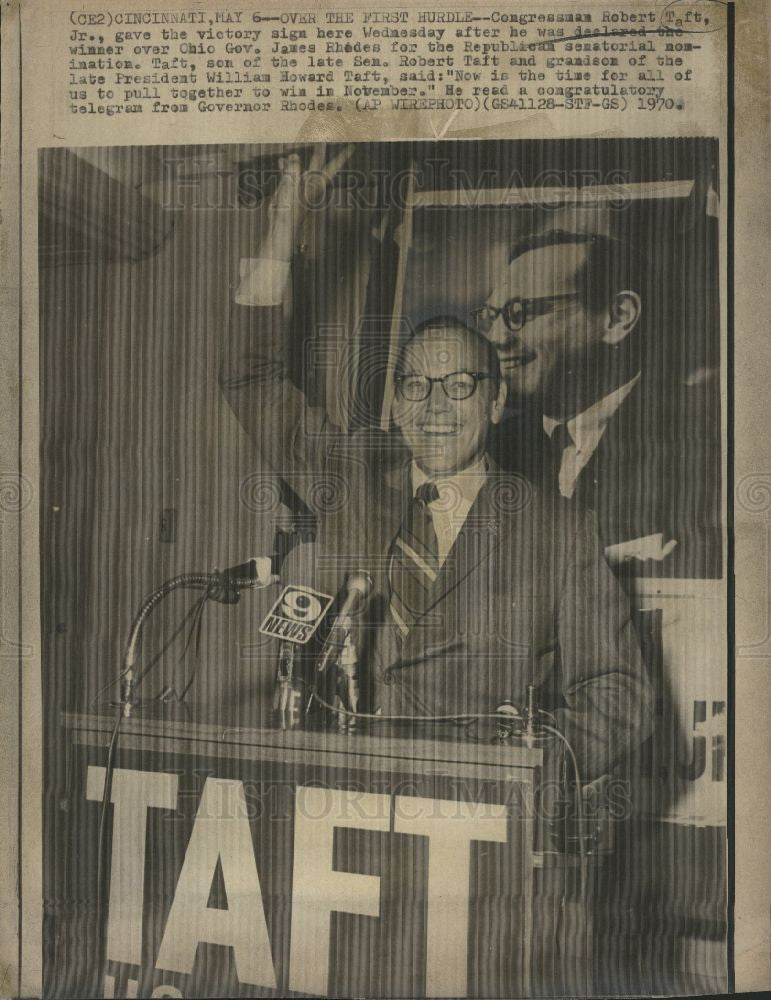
[412,454,488,506]
[543,373,641,447]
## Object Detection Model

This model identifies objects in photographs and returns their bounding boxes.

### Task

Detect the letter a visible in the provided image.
[156,778,277,988]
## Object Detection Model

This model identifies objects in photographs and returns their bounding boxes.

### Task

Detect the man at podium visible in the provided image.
[220,147,654,782]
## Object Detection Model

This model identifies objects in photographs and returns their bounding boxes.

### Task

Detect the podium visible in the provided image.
[47,712,594,999]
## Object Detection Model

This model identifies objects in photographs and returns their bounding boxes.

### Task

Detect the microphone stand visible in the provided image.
[92,558,276,997]
[119,566,256,717]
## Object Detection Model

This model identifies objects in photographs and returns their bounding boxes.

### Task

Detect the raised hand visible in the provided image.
[267,144,355,261]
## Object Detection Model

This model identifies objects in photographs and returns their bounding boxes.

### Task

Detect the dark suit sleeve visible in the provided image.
[219,266,338,502]
[554,508,655,782]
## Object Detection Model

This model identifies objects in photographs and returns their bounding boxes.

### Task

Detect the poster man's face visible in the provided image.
[392,329,505,477]
[480,243,607,406]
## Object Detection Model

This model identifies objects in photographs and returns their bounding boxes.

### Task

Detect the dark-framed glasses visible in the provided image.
[395,371,496,402]
[471,293,580,333]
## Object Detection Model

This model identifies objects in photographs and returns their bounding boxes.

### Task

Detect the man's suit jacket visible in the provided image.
[493,377,722,579]
[221,300,654,780]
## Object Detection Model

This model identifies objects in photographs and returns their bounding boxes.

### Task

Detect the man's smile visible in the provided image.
[497,350,537,371]
[416,423,459,435]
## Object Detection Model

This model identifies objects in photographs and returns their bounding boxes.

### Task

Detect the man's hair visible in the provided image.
[396,314,502,382]
[510,229,644,316]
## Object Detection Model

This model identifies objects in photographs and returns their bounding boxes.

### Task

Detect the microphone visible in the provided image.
[220,555,276,588]
[210,556,278,605]
[316,571,373,676]
[120,556,278,712]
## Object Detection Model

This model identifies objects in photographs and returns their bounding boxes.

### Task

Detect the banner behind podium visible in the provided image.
[48,715,567,1000]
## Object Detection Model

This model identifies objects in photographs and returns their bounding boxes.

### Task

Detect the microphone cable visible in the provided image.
[92,704,124,997]
[88,594,206,707]
[539,722,588,900]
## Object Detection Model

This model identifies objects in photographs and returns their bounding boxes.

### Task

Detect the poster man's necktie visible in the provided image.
[549,422,579,499]
[388,482,440,638]
[549,421,573,472]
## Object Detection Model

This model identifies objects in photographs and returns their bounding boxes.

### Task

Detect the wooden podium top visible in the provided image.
[62,710,544,782]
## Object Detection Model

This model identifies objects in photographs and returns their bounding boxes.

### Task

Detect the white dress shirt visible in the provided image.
[412,456,488,564]
[543,373,641,499]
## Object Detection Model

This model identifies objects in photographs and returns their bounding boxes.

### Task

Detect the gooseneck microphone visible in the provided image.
[120,556,277,715]
[316,570,373,677]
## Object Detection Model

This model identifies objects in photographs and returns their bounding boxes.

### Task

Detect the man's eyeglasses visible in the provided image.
[394,371,497,402]
[471,293,580,333]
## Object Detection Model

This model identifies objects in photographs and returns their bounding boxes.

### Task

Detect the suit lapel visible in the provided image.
[423,476,502,613]
[376,456,412,599]
[379,459,530,654]
[576,378,642,496]
[396,468,534,671]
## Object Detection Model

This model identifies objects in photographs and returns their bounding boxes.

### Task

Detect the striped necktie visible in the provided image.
[388,482,440,638]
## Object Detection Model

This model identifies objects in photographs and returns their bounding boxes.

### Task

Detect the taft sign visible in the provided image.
[87,767,515,998]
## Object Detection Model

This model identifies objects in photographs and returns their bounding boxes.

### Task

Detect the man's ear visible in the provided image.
[490,378,507,425]
[601,290,641,346]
